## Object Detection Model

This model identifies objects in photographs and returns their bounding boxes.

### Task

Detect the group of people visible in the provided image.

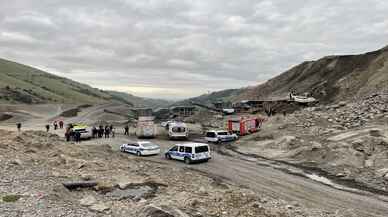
[45,120,64,132]
[64,123,82,142]
[92,125,115,138]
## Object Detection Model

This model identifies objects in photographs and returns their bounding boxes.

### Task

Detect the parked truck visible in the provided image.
[136,116,157,138]
[227,116,265,136]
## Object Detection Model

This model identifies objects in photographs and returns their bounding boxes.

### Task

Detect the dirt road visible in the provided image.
[77,135,388,217]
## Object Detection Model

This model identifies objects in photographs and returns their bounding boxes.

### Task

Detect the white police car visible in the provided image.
[165,143,211,164]
[205,130,238,143]
[120,141,160,156]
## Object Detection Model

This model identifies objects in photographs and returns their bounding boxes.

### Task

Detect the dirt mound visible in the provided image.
[0,113,13,122]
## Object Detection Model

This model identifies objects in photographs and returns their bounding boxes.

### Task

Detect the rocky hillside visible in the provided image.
[175,88,244,106]
[0,58,170,107]
[238,45,388,103]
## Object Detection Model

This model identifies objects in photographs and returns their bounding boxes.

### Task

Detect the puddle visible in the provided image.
[305,173,364,194]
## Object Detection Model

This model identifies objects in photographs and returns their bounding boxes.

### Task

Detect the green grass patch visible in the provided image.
[2,194,21,202]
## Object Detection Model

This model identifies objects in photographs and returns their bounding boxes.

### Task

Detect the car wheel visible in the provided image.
[136,151,142,156]
[184,157,191,164]
[165,153,171,160]
[120,147,125,152]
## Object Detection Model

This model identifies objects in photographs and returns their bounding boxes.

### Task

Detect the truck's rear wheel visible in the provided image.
[136,151,142,156]
[184,157,191,164]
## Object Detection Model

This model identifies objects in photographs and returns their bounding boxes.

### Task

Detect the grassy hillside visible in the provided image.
[0,58,171,108]
[0,58,113,104]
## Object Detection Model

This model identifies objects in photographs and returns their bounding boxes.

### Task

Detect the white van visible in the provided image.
[165,143,211,164]
[168,122,188,140]
[136,116,157,138]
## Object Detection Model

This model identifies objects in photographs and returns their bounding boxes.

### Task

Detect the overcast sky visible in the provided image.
[0,0,387,99]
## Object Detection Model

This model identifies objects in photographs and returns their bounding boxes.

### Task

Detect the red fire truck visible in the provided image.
[227,116,265,136]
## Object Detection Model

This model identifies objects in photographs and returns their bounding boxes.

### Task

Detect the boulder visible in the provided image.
[138,205,175,217]
[370,129,383,137]
[338,101,347,107]
[364,159,374,167]
[384,173,388,181]
[311,142,322,150]
[138,205,190,217]
[89,202,110,213]
[376,168,388,177]
[80,195,97,207]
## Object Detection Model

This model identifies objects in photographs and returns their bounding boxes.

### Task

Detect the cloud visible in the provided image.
[0,0,387,99]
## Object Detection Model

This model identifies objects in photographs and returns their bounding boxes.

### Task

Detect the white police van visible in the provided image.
[168,122,189,140]
[165,143,211,164]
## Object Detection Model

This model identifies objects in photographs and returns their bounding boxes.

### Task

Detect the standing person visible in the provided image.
[54,121,58,130]
[16,123,22,133]
[124,125,129,136]
[104,126,110,138]
[65,127,71,142]
[75,131,81,143]
[111,127,115,138]
[45,124,50,132]
[92,126,97,138]
[98,125,104,138]
[59,120,64,129]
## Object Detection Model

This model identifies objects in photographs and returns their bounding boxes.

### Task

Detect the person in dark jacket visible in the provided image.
[65,127,71,142]
[104,126,110,138]
[124,125,129,135]
[92,126,97,138]
[59,120,64,129]
[16,123,22,132]
[45,124,50,132]
[53,121,58,130]
[98,125,104,138]
[75,131,81,143]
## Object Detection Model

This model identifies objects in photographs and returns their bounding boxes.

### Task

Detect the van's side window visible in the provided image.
[170,146,178,152]
[195,146,209,153]
[179,146,184,152]
[185,147,192,153]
